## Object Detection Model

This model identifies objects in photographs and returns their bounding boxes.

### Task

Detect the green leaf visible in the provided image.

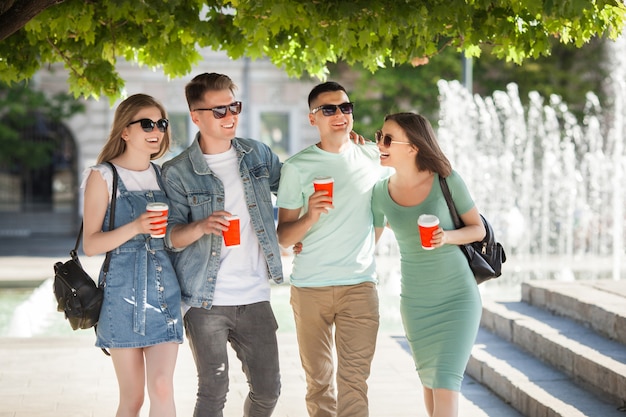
[0,0,624,99]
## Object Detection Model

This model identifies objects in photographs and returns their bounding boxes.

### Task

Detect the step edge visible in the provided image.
[469,340,624,417]
[481,302,626,406]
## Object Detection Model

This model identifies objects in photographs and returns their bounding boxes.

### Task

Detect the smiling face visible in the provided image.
[122,106,166,157]
[309,90,353,140]
[377,119,416,169]
[190,88,239,152]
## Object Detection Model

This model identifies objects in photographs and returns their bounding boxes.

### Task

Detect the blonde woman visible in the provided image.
[82,94,183,417]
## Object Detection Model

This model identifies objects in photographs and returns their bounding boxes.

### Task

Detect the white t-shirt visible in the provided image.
[203,147,270,306]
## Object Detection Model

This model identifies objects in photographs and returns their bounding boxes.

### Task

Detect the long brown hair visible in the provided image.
[97,94,170,163]
[384,112,452,177]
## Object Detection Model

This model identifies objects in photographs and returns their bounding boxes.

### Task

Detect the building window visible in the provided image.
[169,113,190,151]
[260,112,290,159]
[163,113,190,159]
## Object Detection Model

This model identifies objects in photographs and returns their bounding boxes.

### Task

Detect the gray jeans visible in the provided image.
[184,302,281,417]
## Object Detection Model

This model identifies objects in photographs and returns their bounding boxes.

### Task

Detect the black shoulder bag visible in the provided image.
[439,176,506,284]
[53,162,118,343]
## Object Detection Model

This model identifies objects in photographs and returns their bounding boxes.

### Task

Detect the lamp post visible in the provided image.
[462,55,473,93]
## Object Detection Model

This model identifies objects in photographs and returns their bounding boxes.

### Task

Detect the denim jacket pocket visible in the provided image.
[187,192,215,219]
[249,164,270,180]
[248,165,272,204]
[187,193,212,206]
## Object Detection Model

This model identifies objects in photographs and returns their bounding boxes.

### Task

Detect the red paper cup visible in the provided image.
[146,202,168,239]
[222,215,240,247]
[313,176,334,200]
[418,214,439,250]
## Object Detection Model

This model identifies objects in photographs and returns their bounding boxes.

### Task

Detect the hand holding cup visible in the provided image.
[308,176,334,221]
[313,176,334,201]
[418,214,439,250]
[222,215,241,247]
[146,202,169,239]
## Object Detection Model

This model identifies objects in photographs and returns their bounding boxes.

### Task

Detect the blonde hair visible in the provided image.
[97,94,170,163]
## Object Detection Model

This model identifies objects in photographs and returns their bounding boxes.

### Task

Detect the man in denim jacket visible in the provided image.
[161,72,282,417]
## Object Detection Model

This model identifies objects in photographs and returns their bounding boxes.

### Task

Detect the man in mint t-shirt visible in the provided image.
[276,81,387,417]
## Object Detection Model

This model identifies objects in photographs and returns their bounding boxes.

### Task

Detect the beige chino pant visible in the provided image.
[291,282,380,417]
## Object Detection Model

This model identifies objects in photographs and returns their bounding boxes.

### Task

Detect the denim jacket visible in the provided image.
[161,134,284,309]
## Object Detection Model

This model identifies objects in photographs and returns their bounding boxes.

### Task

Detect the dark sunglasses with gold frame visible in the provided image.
[375,130,412,148]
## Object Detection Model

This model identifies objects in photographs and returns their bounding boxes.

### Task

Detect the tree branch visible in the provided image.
[0,0,65,41]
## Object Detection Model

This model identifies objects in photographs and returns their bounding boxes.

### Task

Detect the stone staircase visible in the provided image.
[467,280,626,417]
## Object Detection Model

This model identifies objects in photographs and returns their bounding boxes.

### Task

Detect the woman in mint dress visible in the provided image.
[371,112,485,417]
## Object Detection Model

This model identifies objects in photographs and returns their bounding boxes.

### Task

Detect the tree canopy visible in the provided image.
[340,35,611,140]
[1,0,625,100]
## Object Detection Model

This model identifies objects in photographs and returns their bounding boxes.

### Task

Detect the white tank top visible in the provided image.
[81,163,159,201]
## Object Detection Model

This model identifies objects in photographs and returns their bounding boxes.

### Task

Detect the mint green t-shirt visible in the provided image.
[277,141,387,287]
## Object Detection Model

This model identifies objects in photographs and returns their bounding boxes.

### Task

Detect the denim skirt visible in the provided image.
[96,236,183,348]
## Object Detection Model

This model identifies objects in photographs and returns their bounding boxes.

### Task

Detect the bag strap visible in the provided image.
[101,161,119,277]
[71,225,83,257]
[97,162,119,358]
[439,176,464,229]
[71,163,119,276]
[69,163,118,358]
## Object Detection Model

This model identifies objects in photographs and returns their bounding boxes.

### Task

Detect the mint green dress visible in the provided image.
[371,171,482,391]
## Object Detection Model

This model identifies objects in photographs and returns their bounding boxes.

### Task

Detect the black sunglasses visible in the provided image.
[310,102,354,116]
[193,101,243,119]
[375,130,413,148]
[128,118,169,133]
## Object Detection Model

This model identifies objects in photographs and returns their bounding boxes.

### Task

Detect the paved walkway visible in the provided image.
[2,331,525,417]
[0,236,526,416]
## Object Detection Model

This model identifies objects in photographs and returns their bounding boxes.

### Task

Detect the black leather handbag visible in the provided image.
[439,176,506,284]
[53,240,104,330]
[53,162,118,330]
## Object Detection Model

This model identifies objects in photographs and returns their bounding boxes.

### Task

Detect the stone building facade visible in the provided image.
[0,49,321,236]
